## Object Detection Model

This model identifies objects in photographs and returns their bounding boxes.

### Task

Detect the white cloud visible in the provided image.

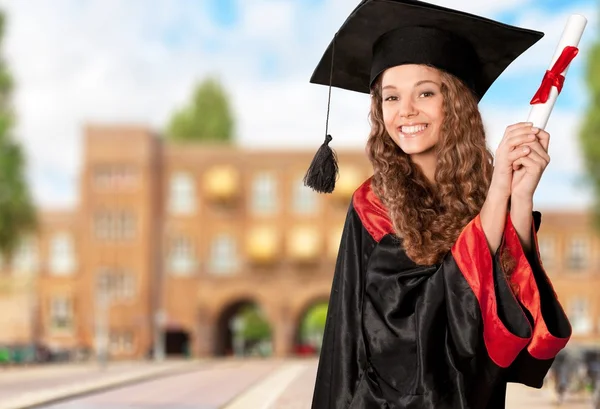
[0,0,218,207]
[534,169,592,211]
[239,0,295,43]
[480,106,586,174]
[480,105,593,209]
[0,0,594,210]
[426,0,534,15]
[504,4,598,75]
[234,81,371,150]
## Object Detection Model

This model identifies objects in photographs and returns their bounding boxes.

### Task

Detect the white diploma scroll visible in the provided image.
[527,14,587,129]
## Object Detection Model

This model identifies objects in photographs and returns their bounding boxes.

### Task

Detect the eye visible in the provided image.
[419,91,435,98]
[384,96,398,102]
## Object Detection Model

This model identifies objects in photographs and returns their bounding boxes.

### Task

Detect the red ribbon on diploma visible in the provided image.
[530,45,579,104]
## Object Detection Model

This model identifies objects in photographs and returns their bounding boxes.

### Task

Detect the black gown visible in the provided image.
[311,177,572,409]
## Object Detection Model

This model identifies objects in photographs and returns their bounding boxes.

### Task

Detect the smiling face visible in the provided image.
[380,64,444,170]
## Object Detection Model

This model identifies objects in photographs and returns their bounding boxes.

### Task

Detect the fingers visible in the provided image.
[502,123,534,143]
[526,140,550,163]
[507,144,532,164]
[513,140,550,170]
[513,149,549,172]
[504,123,550,151]
[536,129,550,152]
[498,122,551,177]
[517,129,550,154]
[513,155,545,173]
[505,122,534,134]
[506,133,537,150]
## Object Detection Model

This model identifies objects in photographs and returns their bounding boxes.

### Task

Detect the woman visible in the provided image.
[304,1,572,408]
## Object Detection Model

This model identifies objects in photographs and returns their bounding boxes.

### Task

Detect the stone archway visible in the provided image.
[165,327,191,356]
[214,299,273,357]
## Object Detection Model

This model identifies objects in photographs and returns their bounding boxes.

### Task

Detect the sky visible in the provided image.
[0,0,597,210]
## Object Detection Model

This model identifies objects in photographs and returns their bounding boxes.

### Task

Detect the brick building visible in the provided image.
[0,125,598,358]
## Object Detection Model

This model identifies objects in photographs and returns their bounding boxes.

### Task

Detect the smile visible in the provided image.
[398,124,429,138]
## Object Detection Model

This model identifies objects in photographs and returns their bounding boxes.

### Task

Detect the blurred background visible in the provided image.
[0,0,598,408]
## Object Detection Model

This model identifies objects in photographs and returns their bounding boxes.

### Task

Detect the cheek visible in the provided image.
[381,104,396,129]
[431,100,444,124]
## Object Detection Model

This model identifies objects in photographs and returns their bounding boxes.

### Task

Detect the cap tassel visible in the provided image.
[303,134,338,193]
[304,35,338,194]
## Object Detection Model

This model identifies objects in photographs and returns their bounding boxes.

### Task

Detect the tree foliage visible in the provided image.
[0,11,36,259]
[166,77,235,143]
[239,304,271,341]
[300,303,328,340]
[579,21,600,229]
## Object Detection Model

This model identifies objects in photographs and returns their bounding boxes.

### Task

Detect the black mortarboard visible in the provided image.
[303,0,544,193]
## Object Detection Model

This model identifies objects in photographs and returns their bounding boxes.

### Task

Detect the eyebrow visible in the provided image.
[382,80,440,90]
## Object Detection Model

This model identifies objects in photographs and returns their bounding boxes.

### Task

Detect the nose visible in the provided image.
[398,98,418,118]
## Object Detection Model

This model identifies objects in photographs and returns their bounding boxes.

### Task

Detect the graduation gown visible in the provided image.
[311,178,571,409]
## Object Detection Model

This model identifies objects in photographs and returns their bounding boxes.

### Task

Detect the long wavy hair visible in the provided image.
[366,68,494,265]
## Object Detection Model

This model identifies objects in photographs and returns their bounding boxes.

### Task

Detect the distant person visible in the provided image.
[302,1,573,408]
[551,349,577,403]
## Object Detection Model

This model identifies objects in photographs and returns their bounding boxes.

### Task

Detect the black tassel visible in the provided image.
[303,134,338,193]
[304,34,338,194]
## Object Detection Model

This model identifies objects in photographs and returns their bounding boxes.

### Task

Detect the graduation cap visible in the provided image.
[303,0,544,193]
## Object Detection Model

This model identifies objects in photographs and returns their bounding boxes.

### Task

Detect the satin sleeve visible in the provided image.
[444,214,533,408]
[448,214,533,368]
[503,211,572,387]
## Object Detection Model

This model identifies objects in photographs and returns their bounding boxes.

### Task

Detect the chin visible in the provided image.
[398,144,435,155]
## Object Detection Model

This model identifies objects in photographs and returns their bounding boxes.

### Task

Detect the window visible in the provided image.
[96,267,136,301]
[94,211,136,241]
[210,234,238,275]
[169,172,196,215]
[114,167,138,189]
[122,274,135,299]
[538,236,555,268]
[292,177,318,215]
[94,165,138,190]
[50,297,73,332]
[94,212,110,240]
[168,237,196,275]
[110,272,135,299]
[567,237,589,271]
[251,172,277,214]
[123,212,135,240]
[13,236,39,275]
[569,298,592,335]
[110,331,134,354]
[49,233,76,276]
[94,166,112,189]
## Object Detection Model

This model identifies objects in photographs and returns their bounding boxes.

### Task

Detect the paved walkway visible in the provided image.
[1,359,596,409]
[0,360,198,409]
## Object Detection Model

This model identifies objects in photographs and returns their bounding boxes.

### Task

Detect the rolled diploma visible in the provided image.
[527,14,587,129]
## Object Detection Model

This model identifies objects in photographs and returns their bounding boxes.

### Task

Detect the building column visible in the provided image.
[272,305,294,357]
[196,307,215,357]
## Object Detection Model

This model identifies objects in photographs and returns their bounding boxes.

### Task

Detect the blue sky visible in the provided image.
[201,0,595,108]
[0,0,597,209]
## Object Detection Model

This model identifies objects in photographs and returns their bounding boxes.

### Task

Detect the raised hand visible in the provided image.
[489,122,539,199]
[511,127,551,201]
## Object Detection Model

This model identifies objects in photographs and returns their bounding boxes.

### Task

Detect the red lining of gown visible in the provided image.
[353,178,529,368]
[503,214,570,359]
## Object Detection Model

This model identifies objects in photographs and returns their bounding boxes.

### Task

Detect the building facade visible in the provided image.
[1,125,599,359]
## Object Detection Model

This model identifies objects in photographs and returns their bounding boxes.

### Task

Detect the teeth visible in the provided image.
[401,124,428,134]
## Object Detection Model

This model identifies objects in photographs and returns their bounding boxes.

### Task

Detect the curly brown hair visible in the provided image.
[366,67,494,265]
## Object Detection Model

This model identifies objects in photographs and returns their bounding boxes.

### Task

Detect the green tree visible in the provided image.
[0,11,36,260]
[580,19,600,229]
[300,303,328,344]
[166,77,235,143]
[239,304,271,341]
